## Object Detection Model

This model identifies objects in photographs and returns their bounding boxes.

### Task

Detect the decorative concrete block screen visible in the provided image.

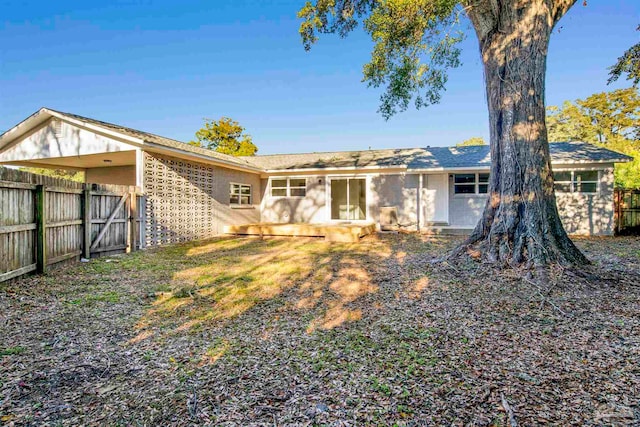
[143,152,219,246]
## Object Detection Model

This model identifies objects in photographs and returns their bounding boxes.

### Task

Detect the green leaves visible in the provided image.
[190,117,258,156]
[547,87,640,188]
[18,167,84,182]
[456,136,486,146]
[298,0,463,119]
[608,25,640,86]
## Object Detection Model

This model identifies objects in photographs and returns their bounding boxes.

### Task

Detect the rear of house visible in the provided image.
[0,108,632,247]
[250,144,627,236]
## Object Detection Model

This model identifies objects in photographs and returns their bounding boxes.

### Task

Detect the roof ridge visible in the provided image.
[245,146,431,158]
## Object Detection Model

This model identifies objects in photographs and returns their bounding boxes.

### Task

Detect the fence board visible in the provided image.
[615,189,640,235]
[0,167,143,282]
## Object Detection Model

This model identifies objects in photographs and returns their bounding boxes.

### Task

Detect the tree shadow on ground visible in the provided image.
[128,233,456,347]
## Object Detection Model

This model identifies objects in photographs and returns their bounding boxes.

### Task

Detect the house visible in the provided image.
[0,108,632,245]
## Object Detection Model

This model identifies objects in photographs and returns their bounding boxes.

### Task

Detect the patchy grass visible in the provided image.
[0,347,26,357]
[0,234,639,426]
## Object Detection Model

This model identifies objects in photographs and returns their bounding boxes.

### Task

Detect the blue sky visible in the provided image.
[1,0,638,154]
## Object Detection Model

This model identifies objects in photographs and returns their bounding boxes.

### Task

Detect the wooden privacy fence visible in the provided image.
[614,188,640,235]
[0,168,143,283]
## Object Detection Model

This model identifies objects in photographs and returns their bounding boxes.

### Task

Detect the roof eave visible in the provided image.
[407,157,630,172]
[52,110,263,173]
[0,108,53,150]
[1,108,263,174]
[263,164,408,174]
[143,142,264,174]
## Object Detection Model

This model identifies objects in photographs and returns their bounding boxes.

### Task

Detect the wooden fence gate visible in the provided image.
[0,168,144,283]
[614,189,640,235]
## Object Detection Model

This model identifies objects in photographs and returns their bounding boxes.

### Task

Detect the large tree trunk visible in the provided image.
[456,0,588,266]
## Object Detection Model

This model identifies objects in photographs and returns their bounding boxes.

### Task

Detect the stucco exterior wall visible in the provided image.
[143,152,260,245]
[258,172,471,231]
[86,165,136,186]
[555,167,615,235]
[448,176,486,227]
[260,176,327,223]
[0,118,136,162]
[445,167,615,235]
[369,174,418,227]
[257,168,614,236]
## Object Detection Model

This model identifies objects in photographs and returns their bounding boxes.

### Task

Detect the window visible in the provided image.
[454,173,490,195]
[290,178,307,197]
[230,183,252,206]
[554,171,573,193]
[554,170,598,193]
[271,179,288,197]
[575,171,598,193]
[478,173,489,194]
[270,178,307,197]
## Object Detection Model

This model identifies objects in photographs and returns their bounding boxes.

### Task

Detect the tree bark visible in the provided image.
[455,0,588,266]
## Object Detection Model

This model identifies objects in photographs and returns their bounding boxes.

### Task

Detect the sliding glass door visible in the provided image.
[330,178,366,220]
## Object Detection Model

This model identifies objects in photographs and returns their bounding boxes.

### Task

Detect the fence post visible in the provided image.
[614,189,619,234]
[83,187,92,259]
[35,185,46,273]
[129,190,138,252]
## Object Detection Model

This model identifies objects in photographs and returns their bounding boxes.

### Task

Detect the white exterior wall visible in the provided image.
[259,172,452,230]
[86,165,136,186]
[444,165,616,235]
[0,118,136,162]
[369,174,418,227]
[260,175,327,223]
[555,166,615,235]
[448,173,486,227]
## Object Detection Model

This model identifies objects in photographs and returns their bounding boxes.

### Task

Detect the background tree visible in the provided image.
[190,117,258,156]
[608,25,640,86]
[299,0,587,266]
[547,87,640,188]
[19,167,84,182]
[456,136,487,146]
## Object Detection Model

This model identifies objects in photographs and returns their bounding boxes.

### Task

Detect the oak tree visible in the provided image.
[547,87,640,188]
[608,25,640,86]
[19,167,84,182]
[299,0,588,266]
[457,136,487,146]
[190,117,258,156]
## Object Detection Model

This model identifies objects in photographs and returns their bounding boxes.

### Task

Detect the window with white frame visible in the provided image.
[270,178,307,197]
[554,170,599,193]
[230,183,252,206]
[453,173,490,195]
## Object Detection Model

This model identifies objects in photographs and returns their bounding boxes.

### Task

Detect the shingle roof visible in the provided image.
[7,108,629,173]
[548,141,632,164]
[244,141,632,171]
[243,147,426,170]
[46,109,260,170]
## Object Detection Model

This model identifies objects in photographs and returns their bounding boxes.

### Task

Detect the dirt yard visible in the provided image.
[1,234,639,426]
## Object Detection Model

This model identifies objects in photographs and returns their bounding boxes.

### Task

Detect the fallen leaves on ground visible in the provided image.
[0,234,638,426]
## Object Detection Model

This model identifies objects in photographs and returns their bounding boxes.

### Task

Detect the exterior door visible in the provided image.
[330,178,366,220]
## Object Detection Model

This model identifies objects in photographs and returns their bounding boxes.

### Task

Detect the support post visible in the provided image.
[417,174,423,232]
[83,187,92,259]
[35,185,46,273]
